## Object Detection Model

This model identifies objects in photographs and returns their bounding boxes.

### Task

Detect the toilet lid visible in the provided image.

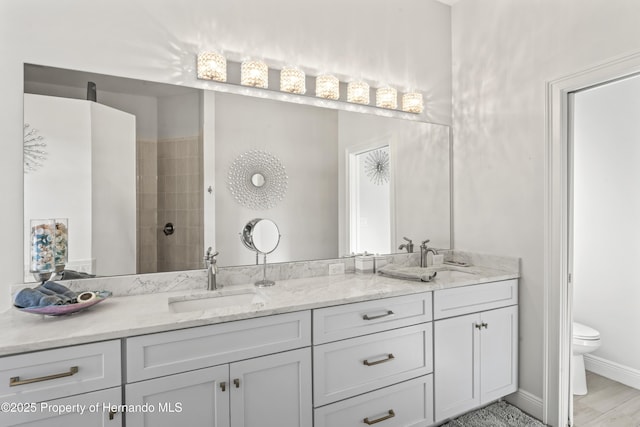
[573,322,600,340]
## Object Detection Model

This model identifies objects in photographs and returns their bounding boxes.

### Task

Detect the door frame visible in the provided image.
[544,50,640,426]
[344,136,396,255]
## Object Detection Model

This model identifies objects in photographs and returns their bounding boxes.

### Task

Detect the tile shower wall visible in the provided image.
[136,139,158,274]
[157,135,203,272]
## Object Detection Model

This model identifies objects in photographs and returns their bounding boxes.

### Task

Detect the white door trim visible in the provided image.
[544,50,640,427]
[345,136,396,255]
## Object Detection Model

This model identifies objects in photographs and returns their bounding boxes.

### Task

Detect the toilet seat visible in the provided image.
[572,321,601,396]
[573,322,600,340]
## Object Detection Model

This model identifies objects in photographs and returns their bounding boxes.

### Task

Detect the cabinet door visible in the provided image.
[480,305,518,402]
[434,313,480,422]
[230,347,312,427]
[126,365,229,427]
[0,387,122,427]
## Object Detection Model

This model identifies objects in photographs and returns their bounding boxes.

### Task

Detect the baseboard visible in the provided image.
[505,389,543,421]
[584,354,640,390]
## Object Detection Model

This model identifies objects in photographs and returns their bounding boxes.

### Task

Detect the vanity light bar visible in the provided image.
[196,52,424,114]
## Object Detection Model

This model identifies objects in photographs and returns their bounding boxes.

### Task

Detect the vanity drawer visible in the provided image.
[0,340,121,404]
[313,323,432,406]
[126,310,311,382]
[0,386,122,426]
[433,279,518,320]
[313,292,432,344]
[314,375,433,427]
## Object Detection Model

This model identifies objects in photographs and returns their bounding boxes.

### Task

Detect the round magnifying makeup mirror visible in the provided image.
[241,218,280,287]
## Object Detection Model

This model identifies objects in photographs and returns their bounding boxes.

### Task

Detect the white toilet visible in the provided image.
[572,321,601,395]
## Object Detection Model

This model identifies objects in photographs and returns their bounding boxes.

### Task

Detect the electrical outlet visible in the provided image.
[328,263,345,275]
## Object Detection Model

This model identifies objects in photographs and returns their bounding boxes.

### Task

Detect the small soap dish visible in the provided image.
[444,260,471,267]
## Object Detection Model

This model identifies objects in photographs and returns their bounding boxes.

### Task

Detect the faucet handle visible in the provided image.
[421,239,430,247]
[204,247,219,262]
[402,237,413,243]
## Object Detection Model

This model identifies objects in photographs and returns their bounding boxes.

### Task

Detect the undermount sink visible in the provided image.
[169,289,265,313]
[433,268,478,281]
[377,264,478,282]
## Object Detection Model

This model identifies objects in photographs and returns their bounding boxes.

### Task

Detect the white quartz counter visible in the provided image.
[0,265,518,357]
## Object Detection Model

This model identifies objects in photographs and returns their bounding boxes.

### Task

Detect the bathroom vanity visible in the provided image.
[0,257,518,427]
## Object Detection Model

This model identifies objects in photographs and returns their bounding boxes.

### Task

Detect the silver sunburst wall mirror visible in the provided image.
[364,147,390,185]
[23,123,47,173]
[228,149,288,210]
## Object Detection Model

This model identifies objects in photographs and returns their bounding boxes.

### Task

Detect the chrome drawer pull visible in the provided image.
[362,310,394,321]
[220,381,227,392]
[364,409,396,425]
[233,378,240,388]
[363,353,395,366]
[10,366,79,387]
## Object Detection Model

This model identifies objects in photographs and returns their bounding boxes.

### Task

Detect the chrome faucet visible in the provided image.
[420,239,438,268]
[398,237,414,253]
[204,247,220,290]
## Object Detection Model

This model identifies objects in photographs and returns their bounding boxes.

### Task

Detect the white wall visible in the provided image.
[23,95,136,278]
[24,81,159,142]
[90,102,137,276]
[157,92,201,140]
[0,0,451,306]
[573,74,640,373]
[452,0,640,407]
[24,95,93,275]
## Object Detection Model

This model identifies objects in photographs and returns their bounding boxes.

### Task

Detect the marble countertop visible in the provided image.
[0,264,518,357]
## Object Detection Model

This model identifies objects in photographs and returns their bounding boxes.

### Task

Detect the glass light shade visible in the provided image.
[196,52,227,82]
[280,67,306,94]
[347,81,370,104]
[402,92,424,113]
[376,86,397,109]
[241,60,269,88]
[316,74,339,100]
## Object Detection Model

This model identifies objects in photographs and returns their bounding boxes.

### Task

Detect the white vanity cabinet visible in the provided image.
[125,311,312,427]
[125,365,229,427]
[312,293,434,427]
[433,280,518,423]
[229,347,311,427]
[0,387,123,427]
[0,340,123,426]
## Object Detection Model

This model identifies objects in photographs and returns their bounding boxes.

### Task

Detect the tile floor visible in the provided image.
[573,371,640,426]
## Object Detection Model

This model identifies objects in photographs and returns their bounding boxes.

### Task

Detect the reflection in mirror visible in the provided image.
[241,218,281,255]
[23,64,451,282]
[349,145,392,255]
[251,173,266,188]
[241,218,280,287]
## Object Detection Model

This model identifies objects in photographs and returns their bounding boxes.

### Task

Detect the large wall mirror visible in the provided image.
[23,64,451,281]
